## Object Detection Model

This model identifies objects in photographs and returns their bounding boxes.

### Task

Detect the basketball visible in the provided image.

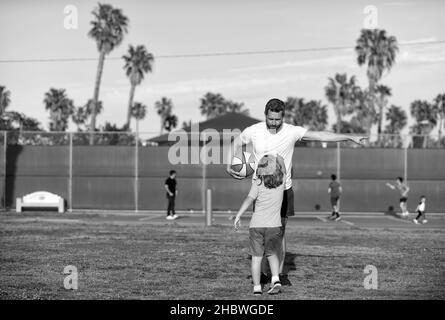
[231,151,255,178]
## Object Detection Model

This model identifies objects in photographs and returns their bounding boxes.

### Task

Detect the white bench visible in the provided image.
[16,191,65,213]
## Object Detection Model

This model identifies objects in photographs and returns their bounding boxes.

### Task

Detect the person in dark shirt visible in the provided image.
[165,170,178,220]
[327,174,342,221]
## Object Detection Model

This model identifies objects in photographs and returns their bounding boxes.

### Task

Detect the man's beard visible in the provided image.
[266,123,282,132]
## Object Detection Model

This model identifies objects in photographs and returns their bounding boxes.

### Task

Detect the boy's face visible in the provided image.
[171,173,176,179]
[421,197,426,202]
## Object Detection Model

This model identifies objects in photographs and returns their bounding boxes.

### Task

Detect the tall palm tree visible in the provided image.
[410,100,437,148]
[355,29,398,134]
[88,3,128,142]
[122,45,154,130]
[155,97,174,135]
[433,93,445,142]
[0,86,11,115]
[324,73,358,133]
[375,84,392,136]
[43,88,74,131]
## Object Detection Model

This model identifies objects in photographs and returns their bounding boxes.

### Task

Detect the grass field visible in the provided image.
[0,212,444,300]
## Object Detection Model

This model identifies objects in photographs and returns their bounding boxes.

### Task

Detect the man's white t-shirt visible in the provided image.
[239,122,307,190]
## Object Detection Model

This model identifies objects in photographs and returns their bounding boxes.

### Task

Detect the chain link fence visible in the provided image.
[0,130,444,213]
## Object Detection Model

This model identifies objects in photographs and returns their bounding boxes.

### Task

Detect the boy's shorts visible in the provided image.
[249,227,283,257]
[330,196,340,206]
[400,197,408,203]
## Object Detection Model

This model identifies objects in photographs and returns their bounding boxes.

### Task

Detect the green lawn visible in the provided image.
[0,214,443,300]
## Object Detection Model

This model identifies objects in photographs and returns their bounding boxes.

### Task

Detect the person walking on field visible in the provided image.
[386,177,410,217]
[165,170,179,220]
[327,174,342,221]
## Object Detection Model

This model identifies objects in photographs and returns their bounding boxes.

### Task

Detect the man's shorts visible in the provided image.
[280,188,295,218]
[249,227,283,257]
[400,197,408,203]
[330,196,340,206]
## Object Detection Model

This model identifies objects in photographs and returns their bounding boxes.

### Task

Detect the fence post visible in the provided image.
[135,124,139,212]
[206,188,212,226]
[202,132,207,215]
[69,132,73,212]
[3,131,6,210]
[336,142,341,181]
[404,142,408,182]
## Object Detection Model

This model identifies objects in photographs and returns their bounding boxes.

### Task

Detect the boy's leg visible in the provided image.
[264,228,283,294]
[279,218,287,274]
[266,254,280,280]
[251,256,262,287]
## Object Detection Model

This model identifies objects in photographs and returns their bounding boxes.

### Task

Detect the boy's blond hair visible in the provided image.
[256,155,284,189]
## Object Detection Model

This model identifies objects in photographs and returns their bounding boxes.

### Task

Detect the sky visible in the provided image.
[1,0,444,138]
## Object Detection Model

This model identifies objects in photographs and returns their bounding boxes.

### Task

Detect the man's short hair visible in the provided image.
[331,174,337,181]
[264,98,285,115]
[397,176,404,182]
[169,170,176,176]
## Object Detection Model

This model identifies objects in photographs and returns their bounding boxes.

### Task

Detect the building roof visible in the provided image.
[148,112,261,145]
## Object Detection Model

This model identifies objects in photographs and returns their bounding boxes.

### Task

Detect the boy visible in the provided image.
[413,195,427,224]
[165,170,178,220]
[386,177,410,217]
[327,174,342,221]
[234,155,285,295]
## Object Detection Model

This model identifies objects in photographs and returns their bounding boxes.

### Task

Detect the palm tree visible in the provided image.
[433,93,445,142]
[88,3,128,142]
[384,104,407,147]
[164,114,178,132]
[199,92,248,119]
[355,29,398,134]
[284,97,305,125]
[130,102,147,143]
[375,84,392,137]
[351,86,376,135]
[385,105,407,134]
[324,73,358,133]
[410,100,437,148]
[72,99,103,132]
[43,88,74,131]
[122,45,154,130]
[0,86,11,115]
[155,97,173,135]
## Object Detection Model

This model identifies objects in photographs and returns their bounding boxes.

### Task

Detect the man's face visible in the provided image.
[265,111,284,132]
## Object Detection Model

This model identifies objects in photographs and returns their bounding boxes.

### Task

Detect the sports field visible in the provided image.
[0,211,444,300]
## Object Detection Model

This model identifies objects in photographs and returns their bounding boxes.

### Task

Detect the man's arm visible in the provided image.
[226,136,246,180]
[164,184,173,196]
[302,131,368,145]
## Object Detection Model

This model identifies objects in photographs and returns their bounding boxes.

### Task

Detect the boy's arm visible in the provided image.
[234,196,255,230]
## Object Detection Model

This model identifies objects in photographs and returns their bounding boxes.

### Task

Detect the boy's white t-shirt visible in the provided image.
[239,122,307,190]
[417,202,425,212]
[248,181,284,228]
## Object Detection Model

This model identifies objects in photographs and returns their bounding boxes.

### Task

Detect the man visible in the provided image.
[226,98,367,285]
[165,170,179,220]
[328,174,342,221]
[386,177,410,217]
